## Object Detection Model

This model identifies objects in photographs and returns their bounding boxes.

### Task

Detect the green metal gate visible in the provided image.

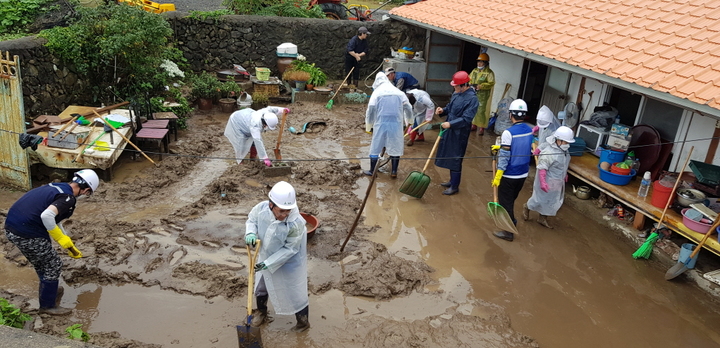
[0,51,31,190]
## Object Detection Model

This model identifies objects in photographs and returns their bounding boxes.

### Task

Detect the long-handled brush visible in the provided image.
[326,67,354,110]
[632,232,659,259]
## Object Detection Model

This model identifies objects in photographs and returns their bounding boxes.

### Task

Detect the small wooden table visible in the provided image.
[152,112,178,141]
[569,153,720,257]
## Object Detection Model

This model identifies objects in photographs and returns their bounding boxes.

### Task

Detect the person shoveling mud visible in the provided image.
[224,106,290,166]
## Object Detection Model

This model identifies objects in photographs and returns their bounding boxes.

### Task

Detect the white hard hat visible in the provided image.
[554,126,576,143]
[536,106,554,128]
[263,112,278,130]
[73,169,99,192]
[509,99,528,118]
[268,181,297,210]
[384,67,395,74]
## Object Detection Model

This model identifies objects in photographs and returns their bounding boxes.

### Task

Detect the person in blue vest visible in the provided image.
[384,67,420,92]
[434,71,479,195]
[4,169,99,315]
[492,99,533,242]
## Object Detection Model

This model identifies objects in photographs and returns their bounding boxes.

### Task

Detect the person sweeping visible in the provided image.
[523,126,575,229]
[244,181,310,332]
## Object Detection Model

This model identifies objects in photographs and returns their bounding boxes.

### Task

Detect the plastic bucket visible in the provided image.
[678,243,699,269]
[651,180,674,208]
[599,147,625,165]
[237,93,252,109]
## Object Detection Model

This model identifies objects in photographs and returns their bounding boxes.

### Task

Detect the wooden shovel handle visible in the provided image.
[657,146,694,229]
[58,122,79,142]
[341,148,385,252]
[421,130,443,174]
[52,115,79,137]
[492,158,498,203]
[688,219,720,261]
[246,239,261,318]
[93,111,156,165]
[404,121,430,138]
[275,110,288,157]
[330,67,354,101]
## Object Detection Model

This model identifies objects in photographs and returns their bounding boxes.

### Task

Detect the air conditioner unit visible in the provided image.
[576,124,609,155]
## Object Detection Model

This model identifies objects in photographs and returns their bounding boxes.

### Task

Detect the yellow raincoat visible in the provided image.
[469,67,495,128]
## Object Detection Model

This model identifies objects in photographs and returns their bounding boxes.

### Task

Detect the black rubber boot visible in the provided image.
[291,305,310,332]
[442,171,461,195]
[390,156,400,178]
[251,295,273,327]
[493,230,515,242]
[39,280,72,315]
[363,157,378,176]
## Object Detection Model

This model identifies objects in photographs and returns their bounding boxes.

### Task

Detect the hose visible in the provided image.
[362,61,385,88]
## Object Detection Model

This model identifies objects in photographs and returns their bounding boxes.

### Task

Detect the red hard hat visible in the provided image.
[450,71,470,86]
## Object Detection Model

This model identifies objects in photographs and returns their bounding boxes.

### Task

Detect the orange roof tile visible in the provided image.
[390,0,720,114]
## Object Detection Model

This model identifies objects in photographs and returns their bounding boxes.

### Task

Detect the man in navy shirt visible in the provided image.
[4,169,99,315]
[345,26,370,87]
[384,67,420,92]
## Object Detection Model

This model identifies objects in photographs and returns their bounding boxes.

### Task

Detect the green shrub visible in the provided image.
[39,4,184,102]
[0,297,32,329]
[223,0,324,18]
[0,0,56,35]
[188,72,224,100]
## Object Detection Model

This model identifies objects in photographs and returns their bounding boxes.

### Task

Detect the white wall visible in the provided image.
[486,47,524,111]
[671,112,719,171]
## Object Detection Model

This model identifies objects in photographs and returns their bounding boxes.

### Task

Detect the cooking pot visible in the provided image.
[676,188,706,207]
[573,185,592,200]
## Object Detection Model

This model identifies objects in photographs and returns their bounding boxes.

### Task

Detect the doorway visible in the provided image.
[518,60,548,124]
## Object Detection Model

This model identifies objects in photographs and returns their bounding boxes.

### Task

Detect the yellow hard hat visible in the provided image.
[477,53,489,61]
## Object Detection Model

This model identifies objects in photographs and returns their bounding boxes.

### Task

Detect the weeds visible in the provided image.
[0,297,32,329]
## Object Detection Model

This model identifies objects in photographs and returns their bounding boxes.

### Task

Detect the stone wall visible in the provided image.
[0,14,425,118]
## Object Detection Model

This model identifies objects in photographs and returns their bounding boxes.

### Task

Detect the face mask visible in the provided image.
[477,64,485,70]
[560,144,570,151]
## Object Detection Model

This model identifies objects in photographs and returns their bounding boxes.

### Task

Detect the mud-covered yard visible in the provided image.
[0,102,537,347]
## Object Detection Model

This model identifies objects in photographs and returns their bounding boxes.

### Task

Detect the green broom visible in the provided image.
[632,232,659,259]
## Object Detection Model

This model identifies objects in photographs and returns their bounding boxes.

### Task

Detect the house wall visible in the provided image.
[485,47,524,107]
[672,113,720,170]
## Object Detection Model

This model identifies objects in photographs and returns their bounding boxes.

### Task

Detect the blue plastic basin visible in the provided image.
[598,165,635,186]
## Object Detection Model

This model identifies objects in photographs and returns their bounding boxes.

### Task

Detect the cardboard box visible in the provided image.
[611,123,631,137]
[607,134,631,151]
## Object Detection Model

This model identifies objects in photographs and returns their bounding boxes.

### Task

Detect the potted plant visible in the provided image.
[307,65,327,90]
[218,79,243,112]
[189,72,223,110]
[252,92,270,109]
[282,70,311,91]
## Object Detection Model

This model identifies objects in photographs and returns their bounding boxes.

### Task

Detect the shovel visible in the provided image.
[238,239,263,347]
[274,110,289,160]
[326,67,354,110]
[340,149,385,252]
[665,218,720,280]
[487,156,519,234]
[398,129,445,199]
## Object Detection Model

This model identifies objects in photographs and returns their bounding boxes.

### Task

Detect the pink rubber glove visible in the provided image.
[532,147,541,156]
[532,125,540,135]
[284,108,291,114]
[565,174,568,182]
[264,158,273,167]
[539,169,549,192]
[407,126,413,135]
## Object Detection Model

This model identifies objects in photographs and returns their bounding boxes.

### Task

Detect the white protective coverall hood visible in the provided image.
[406,89,435,134]
[366,72,413,156]
[245,201,308,315]
[526,138,571,216]
[223,106,284,164]
[536,105,561,152]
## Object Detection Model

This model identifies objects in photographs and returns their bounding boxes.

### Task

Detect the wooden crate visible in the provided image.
[253,83,280,97]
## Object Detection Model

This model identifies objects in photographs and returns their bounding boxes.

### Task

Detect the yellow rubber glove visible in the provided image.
[492,170,504,187]
[67,246,82,259]
[47,225,74,249]
[491,145,500,156]
[365,123,373,133]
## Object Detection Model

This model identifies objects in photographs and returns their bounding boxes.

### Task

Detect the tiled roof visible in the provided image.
[391,0,720,113]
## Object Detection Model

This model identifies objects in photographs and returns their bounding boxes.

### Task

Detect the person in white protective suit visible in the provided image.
[244,181,309,332]
[224,106,288,165]
[532,105,561,154]
[523,126,575,229]
[363,72,413,178]
[404,89,435,147]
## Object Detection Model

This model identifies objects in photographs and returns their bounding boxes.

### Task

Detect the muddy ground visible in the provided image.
[0,102,537,347]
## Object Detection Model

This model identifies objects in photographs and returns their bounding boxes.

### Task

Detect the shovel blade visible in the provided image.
[665,262,690,280]
[399,171,431,198]
[487,203,519,235]
[237,325,263,348]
